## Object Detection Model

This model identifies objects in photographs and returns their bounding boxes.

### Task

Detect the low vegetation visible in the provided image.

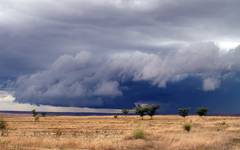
[0,119,6,130]
[0,118,7,136]
[0,106,236,150]
[183,123,192,132]
[178,108,189,118]
[197,107,208,116]
[133,129,145,139]
[34,115,40,122]
[32,109,38,117]
[55,129,62,137]
[121,109,129,115]
[1,115,240,149]
[41,112,46,117]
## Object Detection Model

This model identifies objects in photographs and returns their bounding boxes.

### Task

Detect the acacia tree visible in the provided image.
[32,109,38,117]
[146,104,160,119]
[196,107,208,116]
[135,105,146,120]
[178,108,189,118]
[135,104,160,120]
[122,109,129,115]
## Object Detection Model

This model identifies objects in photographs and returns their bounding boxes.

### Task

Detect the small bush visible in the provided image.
[41,112,46,117]
[133,129,145,139]
[114,115,118,119]
[220,121,226,125]
[183,123,192,132]
[0,119,7,136]
[122,109,129,115]
[55,129,62,137]
[0,119,6,130]
[196,107,208,116]
[34,115,40,122]
[178,108,189,118]
[32,109,38,117]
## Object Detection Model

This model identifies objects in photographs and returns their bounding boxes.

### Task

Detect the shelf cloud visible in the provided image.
[14,43,240,108]
[1,0,240,113]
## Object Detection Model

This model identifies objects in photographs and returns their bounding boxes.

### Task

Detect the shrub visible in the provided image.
[41,112,46,117]
[34,115,40,122]
[114,115,118,119]
[122,109,129,115]
[133,129,145,139]
[178,108,189,118]
[220,121,226,125]
[0,119,7,136]
[32,109,38,117]
[183,123,192,132]
[0,119,6,130]
[55,129,62,137]
[196,107,208,116]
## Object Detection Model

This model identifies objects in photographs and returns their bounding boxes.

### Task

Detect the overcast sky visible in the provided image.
[1,0,240,113]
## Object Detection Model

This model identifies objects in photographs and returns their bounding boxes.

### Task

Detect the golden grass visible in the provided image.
[0,115,240,150]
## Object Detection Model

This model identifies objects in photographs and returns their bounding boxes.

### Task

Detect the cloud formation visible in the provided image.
[14,42,240,107]
[1,0,240,78]
[203,78,221,91]
[0,90,120,113]
[1,0,240,112]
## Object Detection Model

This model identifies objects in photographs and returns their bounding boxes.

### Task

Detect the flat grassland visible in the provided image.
[1,115,240,150]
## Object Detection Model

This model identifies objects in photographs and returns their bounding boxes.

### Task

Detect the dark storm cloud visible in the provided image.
[1,0,240,111]
[1,0,240,62]
[14,43,240,108]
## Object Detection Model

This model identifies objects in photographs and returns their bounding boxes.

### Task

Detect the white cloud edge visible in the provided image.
[0,90,120,113]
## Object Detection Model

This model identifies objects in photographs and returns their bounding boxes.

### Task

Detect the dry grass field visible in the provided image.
[1,115,240,150]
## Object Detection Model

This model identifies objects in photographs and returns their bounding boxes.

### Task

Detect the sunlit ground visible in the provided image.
[1,115,240,150]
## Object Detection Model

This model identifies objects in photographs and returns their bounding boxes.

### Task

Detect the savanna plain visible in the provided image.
[1,115,240,150]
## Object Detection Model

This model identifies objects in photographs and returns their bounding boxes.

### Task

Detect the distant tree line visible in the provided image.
[32,109,47,122]
[135,104,160,120]
[121,104,160,120]
[178,107,208,118]
[121,104,208,119]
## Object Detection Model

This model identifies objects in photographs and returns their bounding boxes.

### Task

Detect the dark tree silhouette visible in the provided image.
[32,109,38,117]
[146,104,160,119]
[41,112,46,117]
[0,119,7,136]
[178,108,189,118]
[135,104,160,120]
[135,105,147,120]
[122,109,129,115]
[196,107,208,116]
